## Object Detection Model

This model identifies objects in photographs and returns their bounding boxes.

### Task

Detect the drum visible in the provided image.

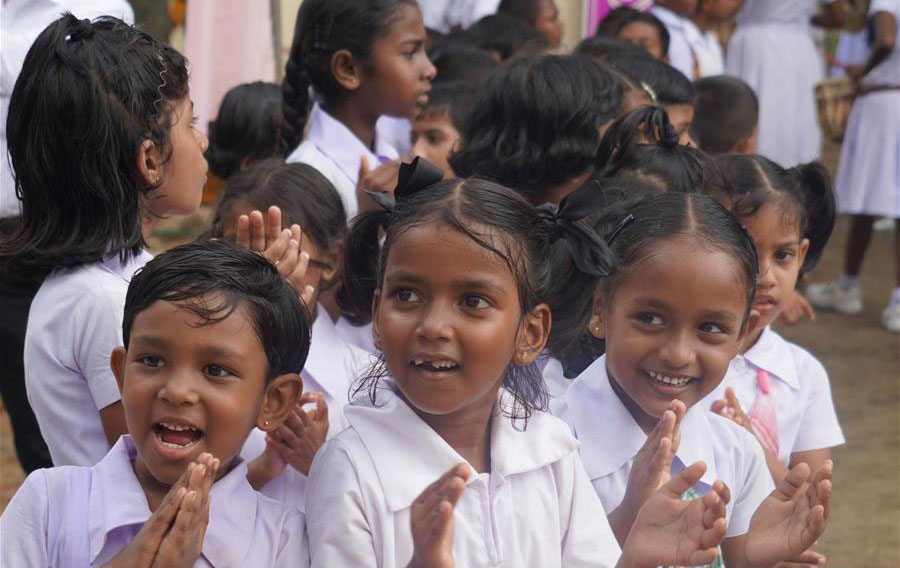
[815,77,856,142]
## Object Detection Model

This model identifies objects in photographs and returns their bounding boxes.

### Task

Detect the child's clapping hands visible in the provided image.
[102,453,220,568]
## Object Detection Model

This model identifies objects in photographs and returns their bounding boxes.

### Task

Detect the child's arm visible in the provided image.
[407,463,470,568]
[777,291,815,326]
[618,461,729,568]
[102,453,219,568]
[723,460,832,568]
[608,400,685,545]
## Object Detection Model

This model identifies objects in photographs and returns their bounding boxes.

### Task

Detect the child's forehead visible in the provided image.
[130,297,260,347]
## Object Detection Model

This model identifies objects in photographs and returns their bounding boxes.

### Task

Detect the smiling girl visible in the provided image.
[559,192,834,567]
[305,162,733,568]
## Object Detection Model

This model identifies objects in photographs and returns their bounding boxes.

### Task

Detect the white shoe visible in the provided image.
[806,281,864,314]
[882,303,900,333]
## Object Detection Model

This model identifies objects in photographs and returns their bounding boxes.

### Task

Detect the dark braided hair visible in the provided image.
[280,0,417,152]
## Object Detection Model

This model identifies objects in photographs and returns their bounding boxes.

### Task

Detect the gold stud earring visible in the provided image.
[264,419,270,427]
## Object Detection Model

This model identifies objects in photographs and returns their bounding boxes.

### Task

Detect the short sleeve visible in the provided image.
[305,436,379,568]
[275,508,310,568]
[869,0,900,17]
[558,452,622,567]
[1,470,50,567]
[791,353,845,453]
[726,430,775,537]
[73,286,126,410]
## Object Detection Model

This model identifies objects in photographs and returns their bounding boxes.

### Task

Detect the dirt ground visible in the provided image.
[1,143,898,565]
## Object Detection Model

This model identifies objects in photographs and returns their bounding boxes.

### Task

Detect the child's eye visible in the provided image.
[461,295,490,310]
[635,313,664,326]
[774,250,794,262]
[698,323,727,335]
[204,364,233,378]
[394,289,421,303]
[138,355,164,368]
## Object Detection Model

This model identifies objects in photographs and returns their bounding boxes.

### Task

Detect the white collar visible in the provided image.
[303,308,372,398]
[740,326,800,390]
[305,102,399,186]
[97,249,153,283]
[345,385,579,512]
[89,436,260,567]
[565,356,718,487]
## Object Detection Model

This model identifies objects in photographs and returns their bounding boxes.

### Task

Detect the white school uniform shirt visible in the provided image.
[864,0,900,87]
[701,326,845,467]
[685,27,725,77]
[556,356,774,538]
[335,316,377,353]
[24,250,153,466]
[0,0,134,217]
[652,5,701,79]
[305,385,622,568]
[1,436,308,568]
[287,102,400,222]
[241,308,373,511]
[420,0,502,33]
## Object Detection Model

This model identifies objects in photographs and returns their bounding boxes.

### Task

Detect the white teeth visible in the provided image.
[412,359,457,369]
[647,370,691,387]
[159,439,196,449]
[158,422,196,432]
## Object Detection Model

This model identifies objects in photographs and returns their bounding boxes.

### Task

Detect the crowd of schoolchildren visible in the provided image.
[1,0,898,566]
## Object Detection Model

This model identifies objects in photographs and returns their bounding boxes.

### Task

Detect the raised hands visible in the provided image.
[742,461,832,567]
[234,205,315,306]
[102,453,220,568]
[609,400,686,545]
[266,392,330,476]
[778,291,816,326]
[711,387,753,433]
[407,463,470,568]
[623,461,729,568]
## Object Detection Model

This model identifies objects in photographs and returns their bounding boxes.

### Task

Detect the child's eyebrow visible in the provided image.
[774,239,801,249]
[698,309,739,324]
[400,37,425,49]
[130,334,170,349]
[450,278,507,295]
[632,297,671,311]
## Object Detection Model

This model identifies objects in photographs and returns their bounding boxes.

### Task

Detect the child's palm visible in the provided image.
[625,462,728,568]
[745,462,832,566]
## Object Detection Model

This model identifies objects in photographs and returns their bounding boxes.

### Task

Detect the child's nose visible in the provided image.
[197,128,210,153]
[416,302,454,341]
[158,372,201,406]
[422,55,437,82]
[659,330,696,368]
[757,260,776,289]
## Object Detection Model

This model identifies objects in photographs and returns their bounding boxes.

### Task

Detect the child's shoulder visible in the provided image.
[760,328,829,382]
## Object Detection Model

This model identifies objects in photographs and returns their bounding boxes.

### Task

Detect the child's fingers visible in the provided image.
[712,480,732,506]
[141,485,186,545]
[691,518,726,565]
[774,462,812,502]
[266,206,283,246]
[724,388,743,414]
[412,463,469,520]
[289,223,302,244]
[710,399,728,416]
[701,487,726,530]
[275,237,301,275]
[235,215,251,248]
[287,251,310,288]
[662,461,707,498]
[275,423,302,449]
[249,210,266,252]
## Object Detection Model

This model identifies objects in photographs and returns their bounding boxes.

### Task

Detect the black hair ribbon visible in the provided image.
[536,184,614,277]
[65,19,94,43]
[364,156,444,213]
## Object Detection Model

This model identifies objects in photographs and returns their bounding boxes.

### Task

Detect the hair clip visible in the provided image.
[65,19,95,43]
[640,81,658,105]
[152,54,169,117]
[605,213,634,245]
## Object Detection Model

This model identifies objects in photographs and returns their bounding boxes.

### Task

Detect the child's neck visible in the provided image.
[691,13,718,31]
[322,97,381,152]
[410,391,496,474]
[132,457,176,512]
[739,324,766,355]
[608,368,666,434]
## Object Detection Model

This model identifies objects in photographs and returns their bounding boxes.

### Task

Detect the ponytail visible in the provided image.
[280,6,313,154]
[790,161,836,275]
[336,209,392,325]
[595,106,710,194]
[537,186,616,358]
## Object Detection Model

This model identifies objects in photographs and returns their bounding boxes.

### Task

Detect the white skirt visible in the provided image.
[726,24,824,167]
[834,90,900,218]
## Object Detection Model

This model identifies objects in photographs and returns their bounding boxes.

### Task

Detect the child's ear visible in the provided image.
[736,126,759,155]
[137,139,162,187]
[589,291,607,339]
[331,49,363,92]
[737,310,762,351]
[257,374,304,431]
[110,347,127,394]
[515,303,551,365]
